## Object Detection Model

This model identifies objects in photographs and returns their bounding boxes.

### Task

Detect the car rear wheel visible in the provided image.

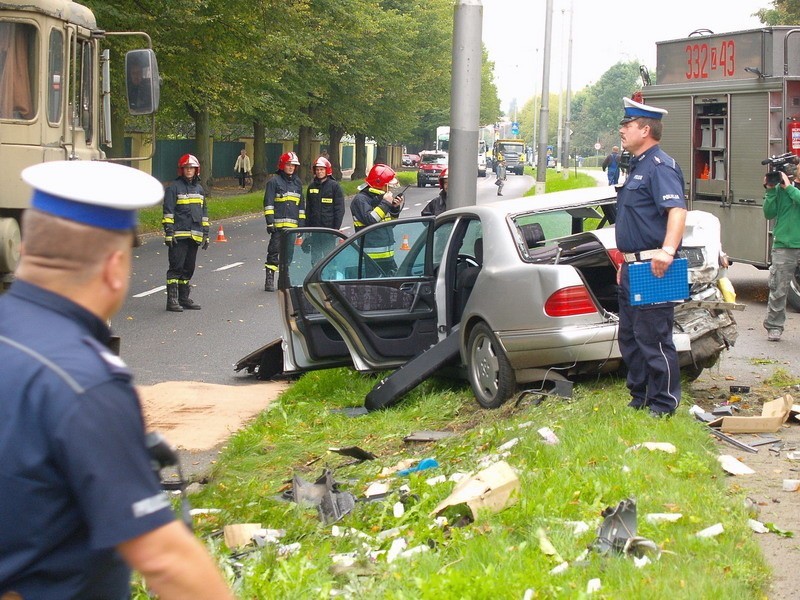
[467,322,516,409]
[789,266,800,312]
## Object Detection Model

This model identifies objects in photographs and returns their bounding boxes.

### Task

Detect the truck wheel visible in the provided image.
[467,322,516,409]
[789,266,800,312]
[0,217,21,273]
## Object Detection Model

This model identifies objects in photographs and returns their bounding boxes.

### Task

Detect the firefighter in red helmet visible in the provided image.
[263,151,305,291]
[349,163,405,276]
[162,153,209,311]
[303,156,345,263]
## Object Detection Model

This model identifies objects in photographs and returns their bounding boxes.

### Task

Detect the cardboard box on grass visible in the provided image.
[709,394,793,434]
[223,523,262,549]
[431,460,520,520]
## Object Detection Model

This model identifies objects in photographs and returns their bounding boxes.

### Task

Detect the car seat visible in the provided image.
[454,238,483,322]
[520,222,545,248]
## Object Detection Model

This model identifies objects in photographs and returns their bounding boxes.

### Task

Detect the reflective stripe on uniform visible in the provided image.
[365,245,395,259]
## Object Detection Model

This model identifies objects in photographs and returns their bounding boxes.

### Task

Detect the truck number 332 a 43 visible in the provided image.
[685,41,735,79]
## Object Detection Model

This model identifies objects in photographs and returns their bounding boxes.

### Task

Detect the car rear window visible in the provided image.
[420,154,447,165]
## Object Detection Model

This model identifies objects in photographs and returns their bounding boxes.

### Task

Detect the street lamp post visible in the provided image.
[535,0,554,195]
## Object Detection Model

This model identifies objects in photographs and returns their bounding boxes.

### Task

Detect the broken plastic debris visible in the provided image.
[328,446,376,461]
[718,454,755,476]
[748,519,769,534]
[386,537,407,563]
[590,498,660,559]
[645,513,683,524]
[365,482,390,498]
[563,520,591,535]
[586,578,601,594]
[223,523,262,549]
[782,479,800,492]
[403,430,456,442]
[549,561,569,575]
[426,475,446,486]
[785,451,800,461]
[393,502,405,518]
[696,523,724,538]
[537,528,564,562]
[633,555,651,568]
[626,442,676,454]
[397,457,439,476]
[538,427,560,445]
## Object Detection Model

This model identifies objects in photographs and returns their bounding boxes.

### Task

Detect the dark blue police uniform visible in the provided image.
[616,144,686,414]
[0,283,175,599]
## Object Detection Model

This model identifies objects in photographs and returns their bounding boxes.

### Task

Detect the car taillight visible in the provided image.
[544,286,598,316]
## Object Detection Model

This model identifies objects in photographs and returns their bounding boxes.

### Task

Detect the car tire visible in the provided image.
[467,322,516,409]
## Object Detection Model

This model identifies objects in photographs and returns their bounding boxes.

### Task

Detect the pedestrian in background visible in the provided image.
[234,147,252,189]
[602,145,622,185]
[264,151,305,291]
[304,156,345,262]
[495,154,507,196]
[615,97,687,418]
[163,153,209,312]
[350,163,404,276]
[762,169,800,341]
[0,161,233,600]
[422,168,448,216]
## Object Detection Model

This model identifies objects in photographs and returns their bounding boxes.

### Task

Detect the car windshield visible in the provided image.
[498,144,524,154]
[420,154,448,165]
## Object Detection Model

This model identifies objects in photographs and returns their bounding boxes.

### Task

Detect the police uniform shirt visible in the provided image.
[0,281,175,599]
[615,144,686,253]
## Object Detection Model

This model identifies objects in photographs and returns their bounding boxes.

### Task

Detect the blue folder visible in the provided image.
[628,257,689,305]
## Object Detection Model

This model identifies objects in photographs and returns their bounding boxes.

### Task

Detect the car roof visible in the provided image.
[444,185,617,220]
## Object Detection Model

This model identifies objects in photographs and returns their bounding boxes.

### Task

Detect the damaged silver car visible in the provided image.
[236,187,739,410]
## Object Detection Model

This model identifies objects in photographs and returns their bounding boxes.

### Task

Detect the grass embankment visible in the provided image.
[132,168,769,598]
[156,373,768,598]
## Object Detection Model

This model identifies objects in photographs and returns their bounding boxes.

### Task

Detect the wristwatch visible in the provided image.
[661,245,676,257]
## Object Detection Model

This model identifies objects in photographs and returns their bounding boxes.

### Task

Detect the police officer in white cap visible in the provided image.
[0,161,233,599]
[616,97,688,418]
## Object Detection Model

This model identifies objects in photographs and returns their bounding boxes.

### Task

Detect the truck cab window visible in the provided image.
[47,28,63,123]
[78,39,92,142]
[0,22,38,120]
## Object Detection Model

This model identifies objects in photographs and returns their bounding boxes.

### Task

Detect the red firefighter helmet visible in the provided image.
[178,153,200,175]
[277,151,300,171]
[439,168,449,189]
[313,156,333,176]
[365,163,398,189]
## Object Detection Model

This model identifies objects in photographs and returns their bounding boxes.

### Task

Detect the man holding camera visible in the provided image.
[763,167,800,341]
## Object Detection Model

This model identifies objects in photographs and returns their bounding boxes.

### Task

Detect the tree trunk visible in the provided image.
[375,144,388,165]
[328,125,344,181]
[253,119,267,190]
[298,125,313,183]
[352,133,367,181]
[186,102,212,190]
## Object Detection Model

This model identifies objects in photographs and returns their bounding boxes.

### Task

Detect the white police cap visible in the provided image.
[21,161,164,230]
[620,97,668,124]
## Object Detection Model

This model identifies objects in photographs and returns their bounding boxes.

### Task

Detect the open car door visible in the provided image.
[303,218,438,372]
[277,227,353,373]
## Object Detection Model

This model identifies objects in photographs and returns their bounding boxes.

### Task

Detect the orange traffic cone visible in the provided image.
[216,225,228,242]
[400,234,410,251]
[295,233,304,246]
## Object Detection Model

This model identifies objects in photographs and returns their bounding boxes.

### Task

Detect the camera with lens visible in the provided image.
[762,152,800,186]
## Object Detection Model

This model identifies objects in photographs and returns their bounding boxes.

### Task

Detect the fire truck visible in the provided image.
[0,0,159,287]
[640,26,800,309]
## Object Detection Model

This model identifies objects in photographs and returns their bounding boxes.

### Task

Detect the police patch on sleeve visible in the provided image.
[82,336,133,379]
[132,492,171,518]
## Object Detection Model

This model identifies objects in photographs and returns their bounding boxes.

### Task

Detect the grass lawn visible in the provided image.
[137,372,769,598]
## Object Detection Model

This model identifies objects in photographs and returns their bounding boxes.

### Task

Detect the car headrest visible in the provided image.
[474,238,483,263]
[520,223,544,248]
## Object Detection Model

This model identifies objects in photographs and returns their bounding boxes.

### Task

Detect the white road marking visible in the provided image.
[214,262,244,272]
[133,286,165,298]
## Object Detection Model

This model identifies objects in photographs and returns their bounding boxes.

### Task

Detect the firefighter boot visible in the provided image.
[166,283,183,312]
[178,283,201,310]
[264,269,277,292]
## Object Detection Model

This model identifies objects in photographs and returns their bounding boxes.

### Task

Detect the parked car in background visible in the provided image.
[237,187,739,412]
[416,152,448,187]
[402,153,420,167]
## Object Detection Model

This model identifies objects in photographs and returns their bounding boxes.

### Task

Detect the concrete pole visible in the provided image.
[533,48,539,166]
[449,0,482,209]
[563,0,574,179]
[535,0,554,195]
[556,9,564,173]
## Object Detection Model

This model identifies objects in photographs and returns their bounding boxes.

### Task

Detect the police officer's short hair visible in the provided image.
[638,117,663,141]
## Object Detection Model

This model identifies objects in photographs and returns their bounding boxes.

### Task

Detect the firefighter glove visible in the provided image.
[202,236,209,250]
[164,233,174,247]
[267,224,276,234]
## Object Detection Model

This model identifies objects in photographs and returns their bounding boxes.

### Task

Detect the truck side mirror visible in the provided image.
[125,49,160,115]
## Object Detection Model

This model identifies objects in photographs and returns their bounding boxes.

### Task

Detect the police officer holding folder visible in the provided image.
[616,97,688,418]
[0,161,232,599]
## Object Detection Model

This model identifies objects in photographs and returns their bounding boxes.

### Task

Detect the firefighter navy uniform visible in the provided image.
[616,143,686,415]
[350,186,402,276]
[162,173,208,310]
[264,169,305,284]
[305,175,345,263]
[1,161,173,599]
